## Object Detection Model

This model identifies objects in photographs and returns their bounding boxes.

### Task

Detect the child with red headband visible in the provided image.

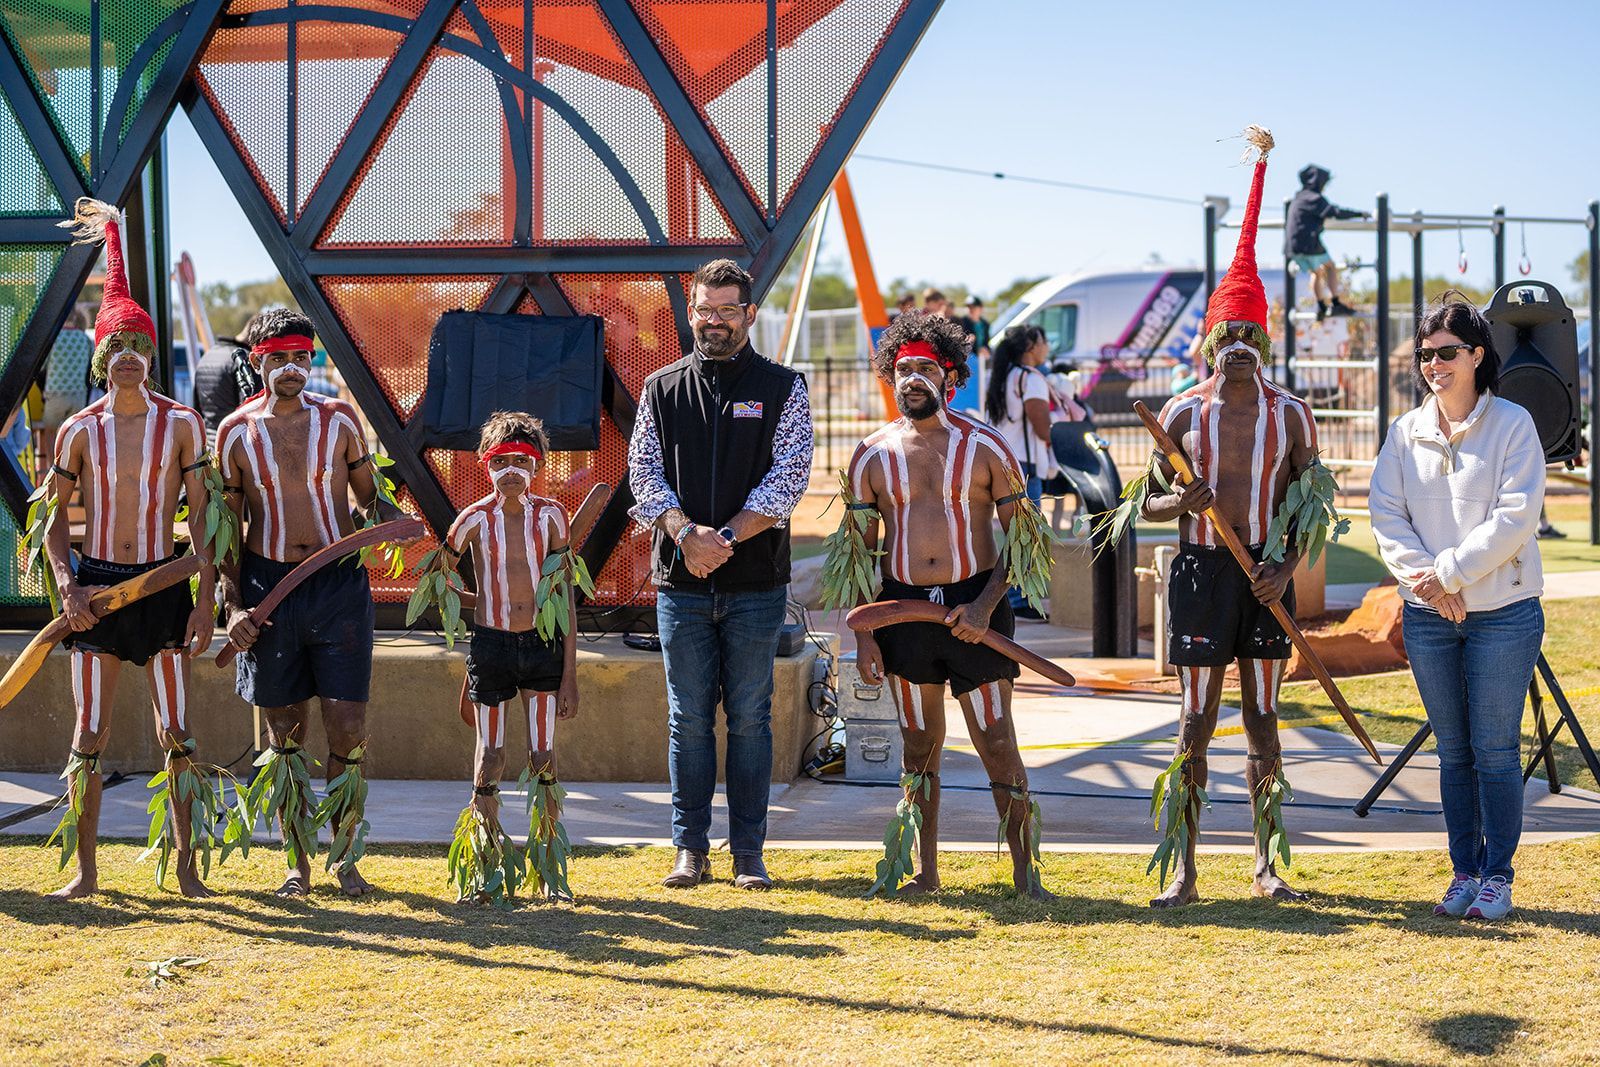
[442,411,579,901]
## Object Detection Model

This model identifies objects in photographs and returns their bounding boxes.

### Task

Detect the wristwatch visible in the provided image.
[718,525,738,546]
[674,522,696,546]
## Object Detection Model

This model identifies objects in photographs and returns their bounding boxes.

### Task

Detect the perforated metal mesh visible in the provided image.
[295,22,403,216]
[772,0,904,212]
[0,244,64,376]
[0,504,45,605]
[0,1,93,178]
[0,93,62,215]
[320,274,498,422]
[104,1,184,145]
[196,23,291,222]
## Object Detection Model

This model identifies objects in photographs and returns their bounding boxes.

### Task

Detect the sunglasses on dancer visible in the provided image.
[1415,343,1474,364]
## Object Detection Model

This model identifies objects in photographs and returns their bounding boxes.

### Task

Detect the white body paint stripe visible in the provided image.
[894,675,924,731]
[529,691,556,751]
[476,702,505,750]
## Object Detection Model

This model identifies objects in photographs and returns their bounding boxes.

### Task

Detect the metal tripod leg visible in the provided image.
[1521,654,1600,789]
[1354,720,1432,817]
[1522,675,1561,793]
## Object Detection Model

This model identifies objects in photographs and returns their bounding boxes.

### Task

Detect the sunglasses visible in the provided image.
[1415,343,1474,364]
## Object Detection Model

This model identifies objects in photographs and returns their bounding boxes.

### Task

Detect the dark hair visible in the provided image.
[984,324,1042,424]
[690,258,754,305]
[871,310,971,390]
[1413,290,1500,394]
[921,287,945,305]
[241,306,315,349]
[478,410,549,458]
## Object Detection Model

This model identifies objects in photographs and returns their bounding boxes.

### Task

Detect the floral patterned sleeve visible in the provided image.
[741,376,814,525]
[626,397,681,529]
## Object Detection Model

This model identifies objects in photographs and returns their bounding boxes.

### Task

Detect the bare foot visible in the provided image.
[47,872,98,899]
[541,886,574,904]
[1252,873,1308,902]
[1149,874,1199,909]
[176,862,219,899]
[274,873,312,897]
[1015,875,1056,901]
[337,865,374,897]
[896,872,941,897]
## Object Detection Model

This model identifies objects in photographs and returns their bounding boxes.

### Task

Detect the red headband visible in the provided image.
[894,339,959,371]
[252,334,315,356]
[480,441,544,466]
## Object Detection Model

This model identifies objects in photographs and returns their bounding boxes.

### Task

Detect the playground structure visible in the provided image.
[0,0,944,624]
[1204,195,1600,543]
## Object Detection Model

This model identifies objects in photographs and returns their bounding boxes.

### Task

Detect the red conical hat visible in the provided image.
[60,198,156,356]
[1202,126,1275,339]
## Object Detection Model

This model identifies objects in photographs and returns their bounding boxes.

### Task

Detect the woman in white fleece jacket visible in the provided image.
[1369,294,1544,923]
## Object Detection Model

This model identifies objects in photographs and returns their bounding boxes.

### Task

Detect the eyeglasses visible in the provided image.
[690,304,748,323]
[1416,343,1474,364]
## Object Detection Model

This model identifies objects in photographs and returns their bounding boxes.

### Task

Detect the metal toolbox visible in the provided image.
[837,652,902,782]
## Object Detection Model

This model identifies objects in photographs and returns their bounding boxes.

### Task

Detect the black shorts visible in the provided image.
[1167,542,1295,667]
[466,625,564,706]
[875,569,1019,697]
[235,550,374,707]
[64,554,192,665]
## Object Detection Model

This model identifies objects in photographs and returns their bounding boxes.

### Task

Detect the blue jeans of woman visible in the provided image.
[1006,462,1045,611]
[657,585,788,856]
[1402,597,1543,883]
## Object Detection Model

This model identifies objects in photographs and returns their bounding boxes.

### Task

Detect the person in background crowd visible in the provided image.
[891,293,916,322]
[964,296,991,358]
[627,259,814,892]
[1369,293,1546,923]
[984,324,1054,619]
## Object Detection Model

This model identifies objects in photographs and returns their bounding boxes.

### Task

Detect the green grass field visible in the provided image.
[1,841,1598,1064]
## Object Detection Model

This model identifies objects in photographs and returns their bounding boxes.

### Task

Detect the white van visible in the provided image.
[987,266,1286,424]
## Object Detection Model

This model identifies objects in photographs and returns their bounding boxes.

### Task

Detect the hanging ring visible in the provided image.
[1458,249,1470,274]
[1518,254,1533,276]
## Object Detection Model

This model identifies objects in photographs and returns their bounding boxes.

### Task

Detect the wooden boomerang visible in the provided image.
[456,484,613,725]
[214,517,425,667]
[1132,400,1383,764]
[0,554,206,709]
[846,600,1078,688]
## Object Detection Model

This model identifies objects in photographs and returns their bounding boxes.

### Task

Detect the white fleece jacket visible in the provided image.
[1369,392,1544,612]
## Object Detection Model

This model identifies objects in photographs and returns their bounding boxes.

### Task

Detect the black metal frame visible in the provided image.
[0,0,229,523]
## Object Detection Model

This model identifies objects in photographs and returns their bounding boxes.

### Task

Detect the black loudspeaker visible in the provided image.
[1482,281,1582,464]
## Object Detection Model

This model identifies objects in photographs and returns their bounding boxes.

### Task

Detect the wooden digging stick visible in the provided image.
[846,599,1078,688]
[215,517,426,667]
[0,554,206,709]
[456,483,613,725]
[1132,400,1382,764]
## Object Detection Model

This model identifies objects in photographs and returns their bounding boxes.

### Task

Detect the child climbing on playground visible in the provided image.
[1287,164,1370,321]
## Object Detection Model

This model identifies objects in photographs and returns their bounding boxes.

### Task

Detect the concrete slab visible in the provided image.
[5,685,1594,856]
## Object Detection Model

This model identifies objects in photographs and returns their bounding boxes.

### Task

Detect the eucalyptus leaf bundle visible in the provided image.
[446,803,525,906]
[316,743,370,874]
[521,765,573,900]
[1147,751,1208,890]
[534,549,594,643]
[1087,459,1171,560]
[356,453,407,578]
[246,740,320,871]
[995,781,1045,896]
[1251,764,1294,871]
[198,462,241,567]
[137,738,242,889]
[866,771,929,898]
[998,470,1055,613]
[819,470,882,612]
[43,749,91,871]
[1263,460,1349,568]
[20,483,61,612]
[407,547,469,648]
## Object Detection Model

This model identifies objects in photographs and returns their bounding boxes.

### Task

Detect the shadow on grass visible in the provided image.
[1425,1012,1525,1056]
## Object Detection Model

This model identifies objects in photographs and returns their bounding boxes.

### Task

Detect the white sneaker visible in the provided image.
[1433,876,1480,917]
[1466,876,1512,920]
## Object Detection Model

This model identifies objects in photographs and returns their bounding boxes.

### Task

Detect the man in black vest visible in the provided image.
[627,259,814,890]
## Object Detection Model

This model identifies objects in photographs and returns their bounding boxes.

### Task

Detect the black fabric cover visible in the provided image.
[418,311,604,450]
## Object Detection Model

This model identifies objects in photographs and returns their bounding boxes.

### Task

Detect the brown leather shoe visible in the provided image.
[662,848,711,888]
[732,853,772,891]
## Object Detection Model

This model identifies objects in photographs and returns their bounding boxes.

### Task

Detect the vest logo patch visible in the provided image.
[732,401,763,419]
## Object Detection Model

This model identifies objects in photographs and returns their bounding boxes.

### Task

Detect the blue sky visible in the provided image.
[168,0,1600,298]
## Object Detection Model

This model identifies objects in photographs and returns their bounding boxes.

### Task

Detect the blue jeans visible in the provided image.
[1403,597,1543,883]
[657,585,788,855]
[1006,462,1045,611]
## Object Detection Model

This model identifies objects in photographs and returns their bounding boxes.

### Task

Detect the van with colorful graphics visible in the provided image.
[986,267,1286,426]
